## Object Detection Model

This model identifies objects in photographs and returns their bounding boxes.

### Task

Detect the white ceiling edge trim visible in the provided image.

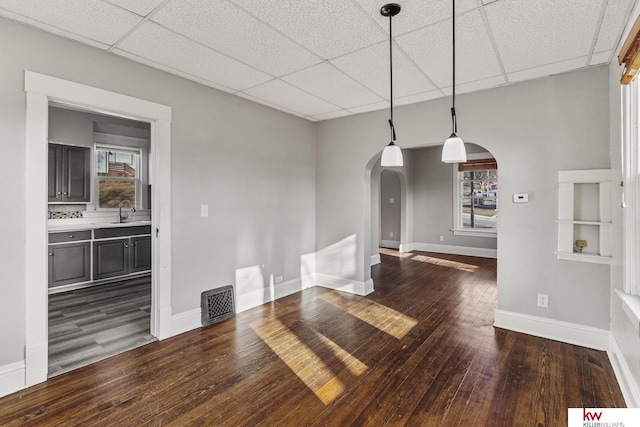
[24,70,172,121]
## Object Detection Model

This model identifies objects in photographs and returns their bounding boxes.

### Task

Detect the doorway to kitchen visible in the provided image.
[46,106,155,376]
[24,71,172,387]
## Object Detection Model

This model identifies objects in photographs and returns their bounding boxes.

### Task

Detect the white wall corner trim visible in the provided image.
[493,309,609,351]
[0,361,26,398]
[616,289,640,333]
[608,334,640,407]
[409,242,497,259]
[371,253,381,266]
[316,274,374,296]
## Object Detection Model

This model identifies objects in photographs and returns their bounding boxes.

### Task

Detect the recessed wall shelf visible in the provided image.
[556,169,612,265]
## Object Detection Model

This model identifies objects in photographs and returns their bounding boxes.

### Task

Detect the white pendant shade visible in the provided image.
[381,143,403,167]
[441,134,466,163]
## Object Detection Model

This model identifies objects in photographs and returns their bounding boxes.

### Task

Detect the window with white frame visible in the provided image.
[453,156,498,237]
[623,78,640,296]
[95,145,141,209]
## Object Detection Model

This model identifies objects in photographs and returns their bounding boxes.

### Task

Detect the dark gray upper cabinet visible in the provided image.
[48,143,91,203]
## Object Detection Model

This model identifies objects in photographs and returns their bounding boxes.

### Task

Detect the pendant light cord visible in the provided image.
[451,0,457,135]
[389,11,396,142]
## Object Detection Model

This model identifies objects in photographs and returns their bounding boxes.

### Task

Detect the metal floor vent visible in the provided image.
[201,285,235,327]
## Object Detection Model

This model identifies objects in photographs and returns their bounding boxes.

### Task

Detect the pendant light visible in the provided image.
[380,3,403,167]
[441,0,467,163]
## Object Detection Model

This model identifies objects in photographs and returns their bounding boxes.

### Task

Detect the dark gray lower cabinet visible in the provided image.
[93,236,151,280]
[48,242,91,288]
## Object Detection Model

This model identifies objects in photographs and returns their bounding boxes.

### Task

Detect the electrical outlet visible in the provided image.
[390,232,394,238]
[537,293,549,309]
[275,276,283,284]
[439,236,444,242]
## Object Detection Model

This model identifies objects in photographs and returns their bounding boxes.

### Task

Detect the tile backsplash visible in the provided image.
[48,205,86,219]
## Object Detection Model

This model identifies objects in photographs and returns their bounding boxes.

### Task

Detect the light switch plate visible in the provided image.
[200,204,209,217]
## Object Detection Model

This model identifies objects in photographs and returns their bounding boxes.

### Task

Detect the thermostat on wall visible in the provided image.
[513,193,529,203]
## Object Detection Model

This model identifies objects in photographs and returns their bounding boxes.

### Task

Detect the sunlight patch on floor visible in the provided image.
[410,254,479,272]
[251,319,366,405]
[319,293,418,339]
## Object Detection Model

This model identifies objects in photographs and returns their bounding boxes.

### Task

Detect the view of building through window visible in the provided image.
[460,169,498,229]
[96,147,139,208]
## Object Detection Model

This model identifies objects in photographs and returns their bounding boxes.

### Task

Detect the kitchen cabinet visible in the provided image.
[48,231,91,288]
[93,225,152,280]
[48,143,91,203]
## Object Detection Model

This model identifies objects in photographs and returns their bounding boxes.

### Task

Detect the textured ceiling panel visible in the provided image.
[354,0,479,35]
[152,0,322,76]
[398,9,502,87]
[229,0,386,59]
[331,41,436,99]
[486,0,604,73]
[105,0,164,16]
[0,0,141,45]
[593,0,635,53]
[282,62,383,108]
[1,0,635,121]
[241,79,340,117]
[507,56,588,83]
[117,22,273,91]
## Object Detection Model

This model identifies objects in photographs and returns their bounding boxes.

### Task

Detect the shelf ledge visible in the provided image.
[556,252,611,265]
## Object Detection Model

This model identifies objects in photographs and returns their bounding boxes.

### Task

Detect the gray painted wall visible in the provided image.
[410,145,497,250]
[380,170,401,246]
[0,18,315,367]
[316,65,611,330]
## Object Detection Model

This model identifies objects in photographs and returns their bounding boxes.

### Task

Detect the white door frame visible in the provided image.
[24,71,173,386]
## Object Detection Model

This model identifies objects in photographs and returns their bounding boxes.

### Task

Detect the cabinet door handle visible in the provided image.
[125,244,129,248]
[48,253,53,256]
[69,235,74,239]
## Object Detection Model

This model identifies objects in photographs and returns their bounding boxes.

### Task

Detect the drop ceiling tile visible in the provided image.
[117,22,273,91]
[354,0,479,35]
[241,79,340,117]
[311,110,353,121]
[485,0,603,73]
[152,0,321,77]
[348,100,389,114]
[229,0,386,59]
[0,0,141,45]
[395,89,444,106]
[103,0,164,16]
[282,62,382,109]
[507,56,588,83]
[397,9,502,87]
[593,0,635,53]
[331,41,436,99]
[591,50,612,65]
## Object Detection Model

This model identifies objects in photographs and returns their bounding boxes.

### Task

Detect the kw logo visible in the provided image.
[583,408,603,421]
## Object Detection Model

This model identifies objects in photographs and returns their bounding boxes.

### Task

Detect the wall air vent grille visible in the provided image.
[201,285,235,327]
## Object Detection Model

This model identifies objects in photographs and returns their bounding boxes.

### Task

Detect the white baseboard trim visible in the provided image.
[608,334,640,407]
[0,361,25,398]
[315,274,374,296]
[171,279,306,337]
[370,254,381,266]
[379,240,400,249]
[407,242,497,259]
[493,309,609,351]
[171,307,201,337]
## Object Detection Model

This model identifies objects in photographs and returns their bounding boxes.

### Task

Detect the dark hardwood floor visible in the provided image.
[48,277,155,377]
[0,250,625,426]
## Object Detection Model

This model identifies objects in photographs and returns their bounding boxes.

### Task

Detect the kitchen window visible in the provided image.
[452,156,498,237]
[95,145,141,209]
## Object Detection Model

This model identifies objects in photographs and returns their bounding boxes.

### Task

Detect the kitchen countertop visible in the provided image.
[48,220,152,232]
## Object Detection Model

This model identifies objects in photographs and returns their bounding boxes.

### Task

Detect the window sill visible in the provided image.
[616,288,640,334]
[452,229,497,238]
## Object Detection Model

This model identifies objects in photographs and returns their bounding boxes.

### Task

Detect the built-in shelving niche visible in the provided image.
[556,169,612,264]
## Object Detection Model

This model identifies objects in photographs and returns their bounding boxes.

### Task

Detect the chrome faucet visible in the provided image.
[118,200,135,223]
